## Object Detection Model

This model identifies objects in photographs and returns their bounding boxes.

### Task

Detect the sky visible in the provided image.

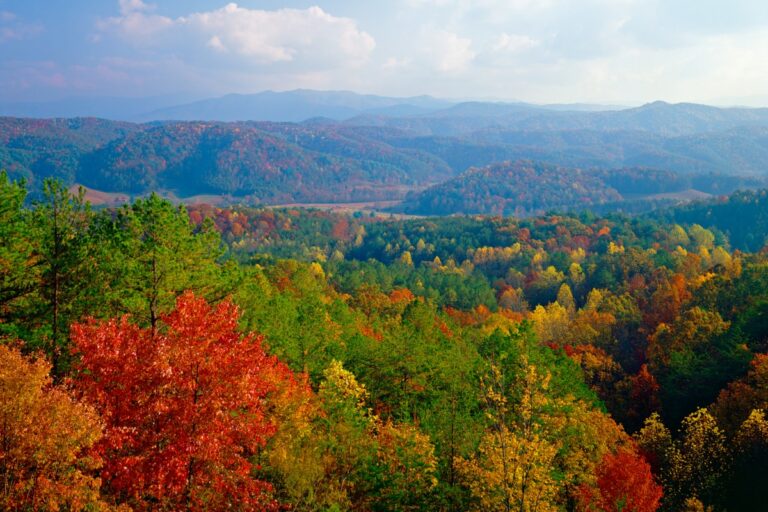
[2,0,768,105]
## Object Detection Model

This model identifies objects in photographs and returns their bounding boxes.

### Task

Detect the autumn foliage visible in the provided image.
[71,292,294,511]
[0,344,109,511]
[8,174,768,510]
[578,446,662,512]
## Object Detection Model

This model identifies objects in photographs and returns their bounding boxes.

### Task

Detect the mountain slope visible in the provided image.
[399,162,768,217]
[397,161,623,216]
[654,189,768,251]
[0,118,454,203]
[382,127,768,175]
[78,121,452,202]
[0,117,138,186]
[3,111,768,207]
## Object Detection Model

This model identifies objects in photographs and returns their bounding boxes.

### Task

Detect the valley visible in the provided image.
[5,94,768,218]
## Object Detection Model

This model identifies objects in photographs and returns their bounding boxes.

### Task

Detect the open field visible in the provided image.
[69,185,130,206]
[623,189,714,202]
[66,185,417,216]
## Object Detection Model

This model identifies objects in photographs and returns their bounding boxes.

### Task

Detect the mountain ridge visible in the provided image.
[3,106,768,206]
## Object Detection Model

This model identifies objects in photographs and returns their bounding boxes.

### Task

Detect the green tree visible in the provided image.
[96,193,236,329]
[27,179,94,374]
[0,172,35,336]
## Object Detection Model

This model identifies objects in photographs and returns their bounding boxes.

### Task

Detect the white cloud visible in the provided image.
[424,29,475,72]
[98,3,173,42]
[98,2,375,67]
[492,33,538,53]
[405,0,555,11]
[382,56,411,70]
[207,35,226,52]
[118,0,153,15]
[10,0,768,106]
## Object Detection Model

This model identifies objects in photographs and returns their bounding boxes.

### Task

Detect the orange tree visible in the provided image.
[71,292,295,511]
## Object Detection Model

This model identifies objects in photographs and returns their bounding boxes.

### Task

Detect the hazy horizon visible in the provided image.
[3,0,768,107]
[8,88,768,116]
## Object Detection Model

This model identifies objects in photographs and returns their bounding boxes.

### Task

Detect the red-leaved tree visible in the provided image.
[578,446,662,512]
[71,291,294,511]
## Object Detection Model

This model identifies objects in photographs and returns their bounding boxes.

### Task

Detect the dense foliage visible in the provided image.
[4,170,768,510]
[399,162,768,216]
[656,188,768,251]
[398,161,622,216]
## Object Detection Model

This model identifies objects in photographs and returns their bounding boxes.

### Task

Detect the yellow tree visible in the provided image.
[647,307,729,372]
[374,420,439,510]
[258,359,374,510]
[0,344,115,511]
[556,284,576,316]
[667,409,727,510]
[634,413,673,476]
[635,410,729,510]
[456,363,561,512]
[530,302,571,345]
[263,360,439,511]
[556,399,629,496]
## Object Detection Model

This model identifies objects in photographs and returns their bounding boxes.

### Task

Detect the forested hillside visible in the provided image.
[654,188,768,251]
[0,117,138,184]
[4,170,768,510]
[2,113,768,209]
[0,118,452,202]
[398,161,622,216]
[399,161,767,216]
[384,126,768,176]
[79,122,451,201]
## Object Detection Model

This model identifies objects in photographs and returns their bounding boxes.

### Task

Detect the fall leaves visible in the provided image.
[0,291,663,511]
[1,292,445,511]
[14,174,768,511]
[71,293,285,511]
[0,344,109,511]
[578,447,662,512]
[455,328,660,512]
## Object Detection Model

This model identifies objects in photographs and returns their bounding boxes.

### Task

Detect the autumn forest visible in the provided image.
[4,168,768,511]
[9,0,768,509]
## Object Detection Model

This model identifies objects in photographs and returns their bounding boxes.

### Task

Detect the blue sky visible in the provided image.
[2,0,768,105]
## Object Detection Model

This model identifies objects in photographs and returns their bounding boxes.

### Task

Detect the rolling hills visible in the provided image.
[0,118,452,203]
[396,161,623,216]
[3,96,768,208]
[398,162,768,216]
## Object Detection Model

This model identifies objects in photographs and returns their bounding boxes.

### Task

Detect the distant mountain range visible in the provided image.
[345,100,768,137]
[137,90,456,123]
[0,118,453,203]
[0,89,625,124]
[0,95,198,121]
[0,90,456,123]
[2,90,768,211]
[4,90,768,138]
